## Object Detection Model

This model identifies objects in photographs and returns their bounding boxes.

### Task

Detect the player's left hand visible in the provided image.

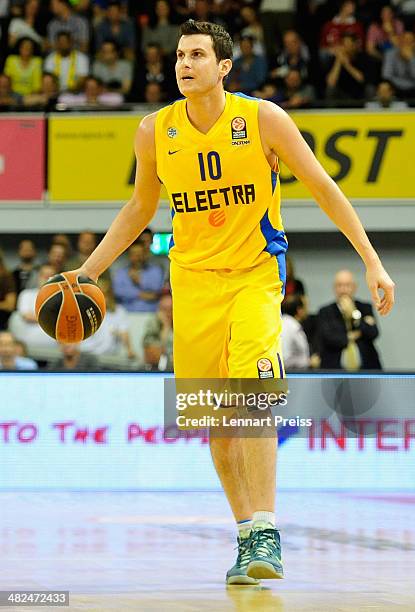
[365,264,395,316]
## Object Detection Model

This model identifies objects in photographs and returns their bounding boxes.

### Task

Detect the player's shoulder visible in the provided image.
[258,99,289,125]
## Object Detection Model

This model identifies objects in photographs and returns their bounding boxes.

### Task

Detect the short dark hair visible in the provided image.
[179,19,233,61]
[282,295,304,317]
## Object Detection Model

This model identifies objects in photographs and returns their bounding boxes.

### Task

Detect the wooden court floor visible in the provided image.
[1,491,414,611]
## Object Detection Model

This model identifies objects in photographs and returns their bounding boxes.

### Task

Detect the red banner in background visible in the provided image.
[0,116,45,201]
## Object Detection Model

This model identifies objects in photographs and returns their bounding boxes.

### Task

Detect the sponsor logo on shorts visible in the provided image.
[257,358,274,379]
[231,116,249,142]
[167,127,177,138]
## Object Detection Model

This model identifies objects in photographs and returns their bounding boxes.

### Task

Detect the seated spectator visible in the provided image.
[0,331,38,370]
[238,5,265,56]
[48,343,99,370]
[45,242,68,273]
[14,264,57,348]
[51,233,73,257]
[366,5,404,62]
[284,256,306,298]
[0,73,22,109]
[190,0,227,29]
[171,0,193,19]
[65,231,110,281]
[0,251,17,331]
[94,1,135,61]
[144,81,163,103]
[58,74,124,106]
[113,241,164,313]
[23,71,59,108]
[281,294,310,370]
[93,39,132,94]
[134,42,176,102]
[142,292,173,372]
[270,30,310,82]
[138,227,167,275]
[280,69,315,109]
[365,79,408,108]
[47,0,89,53]
[260,0,297,58]
[227,36,267,95]
[12,239,38,295]
[253,81,280,103]
[317,269,381,371]
[320,0,365,62]
[44,31,89,92]
[382,31,415,97]
[66,231,95,269]
[326,33,368,101]
[141,0,179,58]
[81,278,135,358]
[4,37,42,96]
[8,0,45,50]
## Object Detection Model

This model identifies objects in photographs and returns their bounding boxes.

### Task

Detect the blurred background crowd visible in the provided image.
[0,0,399,371]
[0,0,414,110]
[0,229,383,372]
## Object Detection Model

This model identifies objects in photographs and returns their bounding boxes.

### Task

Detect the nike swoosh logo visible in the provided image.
[168,150,181,155]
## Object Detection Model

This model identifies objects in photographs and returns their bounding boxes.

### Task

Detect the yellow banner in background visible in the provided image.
[280,112,412,199]
[48,112,413,203]
[49,114,142,202]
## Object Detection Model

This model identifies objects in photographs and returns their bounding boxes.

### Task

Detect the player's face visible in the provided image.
[176,34,230,97]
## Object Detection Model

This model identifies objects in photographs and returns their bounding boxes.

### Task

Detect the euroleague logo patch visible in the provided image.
[231,116,247,140]
[257,358,274,379]
[208,210,226,227]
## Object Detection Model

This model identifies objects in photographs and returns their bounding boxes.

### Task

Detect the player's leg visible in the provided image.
[226,256,285,579]
[171,263,258,584]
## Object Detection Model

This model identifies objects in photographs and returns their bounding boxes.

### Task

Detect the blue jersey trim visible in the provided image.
[260,209,288,292]
[271,169,278,194]
[169,209,175,250]
[230,91,262,102]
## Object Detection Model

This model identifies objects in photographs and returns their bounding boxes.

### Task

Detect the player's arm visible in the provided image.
[78,113,161,281]
[259,101,395,315]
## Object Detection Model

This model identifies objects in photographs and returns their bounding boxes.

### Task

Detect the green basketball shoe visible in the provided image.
[247,527,284,580]
[226,534,260,585]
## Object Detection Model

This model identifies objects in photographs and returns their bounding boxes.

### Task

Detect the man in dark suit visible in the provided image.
[318,269,382,370]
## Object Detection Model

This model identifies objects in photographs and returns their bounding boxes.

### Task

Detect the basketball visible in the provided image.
[35,271,106,343]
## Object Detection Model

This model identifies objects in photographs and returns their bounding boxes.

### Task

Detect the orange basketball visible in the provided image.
[35,271,106,343]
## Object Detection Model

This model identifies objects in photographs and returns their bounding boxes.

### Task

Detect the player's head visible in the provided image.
[334,269,356,300]
[176,20,233,97]
[18,239,36,262]
[77,231,97,256]
[38,264,55,287]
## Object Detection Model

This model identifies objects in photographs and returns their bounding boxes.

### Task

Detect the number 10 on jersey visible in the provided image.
[198,151,222,181]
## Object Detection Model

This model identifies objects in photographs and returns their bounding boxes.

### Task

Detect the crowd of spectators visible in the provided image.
[0,229,173,371]
[0,0,414,110]
[281,257,382,371]
[1,232,382,372]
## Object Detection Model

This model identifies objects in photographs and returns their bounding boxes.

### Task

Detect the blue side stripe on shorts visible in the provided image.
[169,209,175,250]
[277,353,284,378]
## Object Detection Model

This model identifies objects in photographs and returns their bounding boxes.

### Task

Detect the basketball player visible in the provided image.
[72,20,395,584]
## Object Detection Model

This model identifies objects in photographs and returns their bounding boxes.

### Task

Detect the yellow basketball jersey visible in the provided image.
[155,91,287,271]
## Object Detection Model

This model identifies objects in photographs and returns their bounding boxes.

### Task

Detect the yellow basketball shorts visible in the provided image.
[171,256,285,379]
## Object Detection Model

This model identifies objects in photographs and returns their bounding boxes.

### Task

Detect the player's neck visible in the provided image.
[185,89,226,135]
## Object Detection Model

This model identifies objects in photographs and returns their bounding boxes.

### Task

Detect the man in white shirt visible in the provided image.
[15,264,57,348]
[44,31,89,92]
[281,294,310,370]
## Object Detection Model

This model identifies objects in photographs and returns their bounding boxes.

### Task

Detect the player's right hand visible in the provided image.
[365,264,395,316]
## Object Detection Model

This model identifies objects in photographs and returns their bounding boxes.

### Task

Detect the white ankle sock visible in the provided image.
[237,519,253,538]
[252,511,275,529]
